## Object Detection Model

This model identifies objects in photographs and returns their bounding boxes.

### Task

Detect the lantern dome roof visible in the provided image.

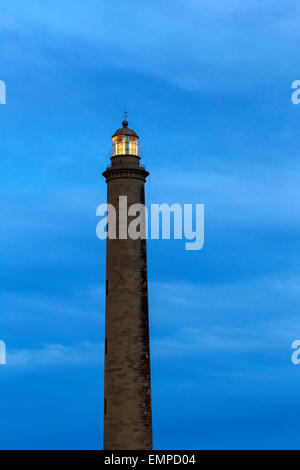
[112,120,139,139]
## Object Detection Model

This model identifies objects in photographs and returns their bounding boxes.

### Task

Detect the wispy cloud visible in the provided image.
[150,276,300,362]
[152,165,300,229]
[1,0,299,450]
[2,1,300,91]
[6,342,102,370]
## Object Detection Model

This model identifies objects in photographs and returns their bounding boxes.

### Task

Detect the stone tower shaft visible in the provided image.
[102,120,152,450]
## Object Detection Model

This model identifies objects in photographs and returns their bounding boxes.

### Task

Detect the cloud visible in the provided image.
[6,342,102,371]
[2,0,300,92]
[152,164,300,230]
[150,275,300,362]
[1,0,299,450]
[0,285,105,353]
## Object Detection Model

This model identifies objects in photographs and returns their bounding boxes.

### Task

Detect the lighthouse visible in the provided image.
[102,119,152,450]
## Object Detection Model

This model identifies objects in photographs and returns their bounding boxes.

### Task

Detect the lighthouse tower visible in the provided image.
[102,119,152,450]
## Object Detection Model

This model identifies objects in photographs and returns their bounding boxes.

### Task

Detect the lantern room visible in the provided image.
[112,120,139,156]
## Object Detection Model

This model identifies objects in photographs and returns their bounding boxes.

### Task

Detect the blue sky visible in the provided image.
[1,0,300,449]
